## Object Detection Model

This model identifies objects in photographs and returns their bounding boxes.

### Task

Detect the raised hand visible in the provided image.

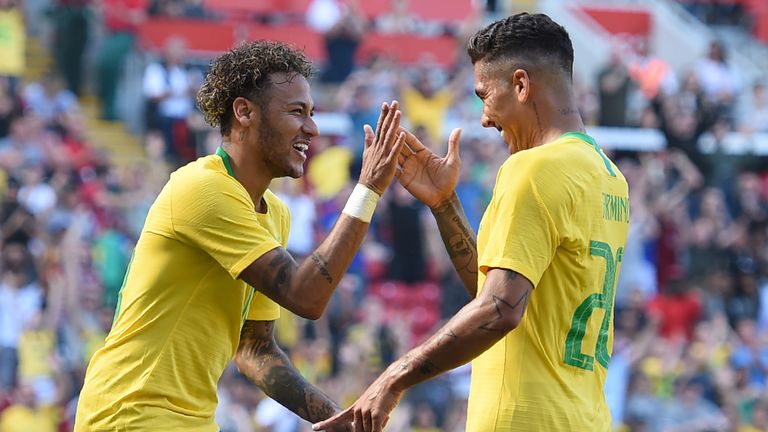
[358,101,406,195]
[396,127,462,209]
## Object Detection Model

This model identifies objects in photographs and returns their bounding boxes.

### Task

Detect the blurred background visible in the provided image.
[0,0,768,430]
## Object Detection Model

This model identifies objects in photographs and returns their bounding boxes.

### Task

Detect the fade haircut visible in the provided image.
[467,13,574,78]
[197,40,313,136]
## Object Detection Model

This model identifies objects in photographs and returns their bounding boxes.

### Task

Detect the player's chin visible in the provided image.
[286,164,305,179]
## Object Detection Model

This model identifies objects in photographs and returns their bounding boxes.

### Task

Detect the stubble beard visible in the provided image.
[258,113,303,179]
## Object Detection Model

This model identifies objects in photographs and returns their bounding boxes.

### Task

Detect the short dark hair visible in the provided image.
[467,13,574,78]
[197,40,313,135]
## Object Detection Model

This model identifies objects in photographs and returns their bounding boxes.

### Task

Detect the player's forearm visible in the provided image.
[431,193,478,296]
[236,324,340,423]
[289,213,369,318]
[383,285,530,391]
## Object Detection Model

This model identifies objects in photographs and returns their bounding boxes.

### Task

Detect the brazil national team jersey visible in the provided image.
[466,132,630,432]
[75,149,288,431]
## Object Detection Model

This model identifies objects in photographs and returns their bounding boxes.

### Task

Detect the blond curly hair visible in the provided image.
[196,41,313,135]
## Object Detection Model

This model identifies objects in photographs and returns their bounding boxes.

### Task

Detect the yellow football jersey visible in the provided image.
[466,132,630,432]
[75,148,288,431]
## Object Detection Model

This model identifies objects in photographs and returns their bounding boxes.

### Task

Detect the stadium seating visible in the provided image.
[137,18,459,66]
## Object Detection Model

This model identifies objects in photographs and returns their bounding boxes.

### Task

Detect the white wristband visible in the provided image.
[342,184,380,223]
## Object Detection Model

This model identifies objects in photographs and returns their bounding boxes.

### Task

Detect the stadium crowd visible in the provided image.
[1,0,768,431]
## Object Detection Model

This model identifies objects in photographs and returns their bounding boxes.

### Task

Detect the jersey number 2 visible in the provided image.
[563,240,623,371]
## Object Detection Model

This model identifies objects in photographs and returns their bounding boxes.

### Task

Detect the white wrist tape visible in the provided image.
[342,184,380,223]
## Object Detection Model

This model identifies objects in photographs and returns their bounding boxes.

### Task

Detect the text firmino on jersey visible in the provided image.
[602,193,630,223]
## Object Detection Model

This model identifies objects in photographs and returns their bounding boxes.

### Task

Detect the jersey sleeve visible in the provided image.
[170,171,282,280]
[245,291,281,321]
[479,157,562,287]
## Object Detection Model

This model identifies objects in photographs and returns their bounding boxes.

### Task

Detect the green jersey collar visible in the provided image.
[216,146,235,177]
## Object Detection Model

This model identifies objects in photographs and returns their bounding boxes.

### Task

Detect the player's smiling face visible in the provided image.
[255,72,318,179]
[473,59,528,154]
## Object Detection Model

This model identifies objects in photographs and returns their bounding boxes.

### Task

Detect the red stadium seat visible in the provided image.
[358,33,458,67]
[137,18,237,55]
[203,0,313,18]
[247,24,325,59]
[359,0,473,22]
[576,5,652,37]
[408,0,473,22]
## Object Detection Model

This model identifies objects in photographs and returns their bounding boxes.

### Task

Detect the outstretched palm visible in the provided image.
[397,128,462,209]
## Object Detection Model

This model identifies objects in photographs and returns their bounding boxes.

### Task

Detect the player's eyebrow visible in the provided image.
[287,101,315,115]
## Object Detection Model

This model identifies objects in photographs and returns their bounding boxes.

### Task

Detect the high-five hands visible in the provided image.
[357,101,406,196]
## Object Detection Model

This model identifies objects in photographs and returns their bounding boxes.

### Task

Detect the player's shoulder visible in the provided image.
[263,188,289,214]
[170,154,236,190]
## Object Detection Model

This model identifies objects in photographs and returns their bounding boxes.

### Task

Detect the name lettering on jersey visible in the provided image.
[602,193,630,223]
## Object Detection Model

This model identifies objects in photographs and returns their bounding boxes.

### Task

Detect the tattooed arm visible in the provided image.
[431,193,479,297]
[239,213,368,320]
[235,320,341,425]
[313,268,532,431]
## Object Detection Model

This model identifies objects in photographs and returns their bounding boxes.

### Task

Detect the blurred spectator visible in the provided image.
[740,81,768,134]
[274,178,317,260]
[597,49,632,127]
[142,37,201,163]
[374,0,421,34]
[659,376,729,431]
[399,67,466,143]
[0,247,43,392]
[96,0,148,120]
[647,270,702,343]
[0,0,25,92]
[22,71,80,124]
[695,41,742,118]
[628,38,678,101]
[307,0,366,84]
[382,183,429,283]
[50,0,91,96]
[0,383,57,432]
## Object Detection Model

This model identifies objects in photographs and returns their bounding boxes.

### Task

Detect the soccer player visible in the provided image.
[74,41,405,431]
[314,13,630,432]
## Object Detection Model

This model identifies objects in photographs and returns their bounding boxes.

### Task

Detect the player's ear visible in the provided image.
[512,69,531,103]
[232,97,257,127]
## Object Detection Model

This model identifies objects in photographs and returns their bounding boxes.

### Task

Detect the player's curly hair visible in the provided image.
[467,13,574,78]
[197,40,313,136]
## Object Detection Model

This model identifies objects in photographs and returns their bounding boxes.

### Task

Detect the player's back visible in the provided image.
[468,132,630,431]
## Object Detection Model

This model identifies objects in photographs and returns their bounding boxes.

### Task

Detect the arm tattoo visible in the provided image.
[238,321,338,423]
[261,366,336,421]
[436,328,458,346]
[310,252,333,283]
[258,250,296,299]
[397,353,439,377]
[432,197,479,295]
[478,275,530,332]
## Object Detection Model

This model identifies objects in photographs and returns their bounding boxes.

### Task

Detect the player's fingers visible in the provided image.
[401,128,425,151]
[312,408,353,430]
[386,132,406,164]
[364,409,373,432]
[394,166,403,179]
[377,103,397,149]
[354,408,365,432]
[371,411,385,432]
[382,110,401,152]
[446,128,463,163]
[374,103,389,142]
[363,124,374,149]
